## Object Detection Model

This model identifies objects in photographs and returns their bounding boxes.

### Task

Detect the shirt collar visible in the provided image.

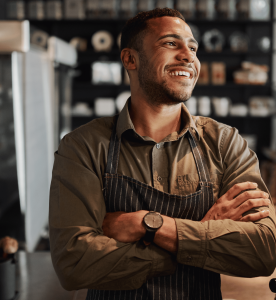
[116,97,200,141]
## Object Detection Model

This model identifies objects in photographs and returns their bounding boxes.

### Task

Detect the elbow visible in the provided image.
[58,275,76,291]
[264,266,276,277]
[252,261,276,277]
[52,259,82,291]
[251,238,276,276]
[258,256,276,277]
[51,251,101,291]
[59,274,85,291]
[51,251,89,291]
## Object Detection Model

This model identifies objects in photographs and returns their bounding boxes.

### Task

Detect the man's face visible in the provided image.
[137,16,200,106]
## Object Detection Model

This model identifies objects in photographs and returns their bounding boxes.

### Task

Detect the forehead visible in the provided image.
[147,16,193,39]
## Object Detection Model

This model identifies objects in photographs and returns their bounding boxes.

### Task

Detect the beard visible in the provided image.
[137,51,193,106]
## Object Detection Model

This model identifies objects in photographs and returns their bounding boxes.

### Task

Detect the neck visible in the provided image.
[129,95,183,143]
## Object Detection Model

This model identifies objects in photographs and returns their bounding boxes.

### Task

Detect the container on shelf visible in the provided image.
[137,0,154,13]
[6,1,25,19]
[155,0,174,9]
[45,0,63,20]
[176,0,195,19]
[64,0,85,19]
[185,96,197,115]
[211,62,226,85]
[119,0,137,18]
[212,97,230,116]
[86,0,101,19]
[27,0,45,20]
[198,96,211,116]
[196,0,216,20]
[216,0,236,20]
[100,0,119,19]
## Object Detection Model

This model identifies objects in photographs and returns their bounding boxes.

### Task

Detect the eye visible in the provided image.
[190,46,197,52]
[165,41,175,46]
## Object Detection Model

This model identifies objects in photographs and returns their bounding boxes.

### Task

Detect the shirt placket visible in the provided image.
[152,142,168,192]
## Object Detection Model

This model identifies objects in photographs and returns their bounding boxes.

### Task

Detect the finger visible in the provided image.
[240,210,270,222]
[223,182,258,200]
[234,191,269,207]
[237,198,270,215]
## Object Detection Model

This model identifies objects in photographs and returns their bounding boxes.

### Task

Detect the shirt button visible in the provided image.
[157,176,162,182]
[156,144,160,149]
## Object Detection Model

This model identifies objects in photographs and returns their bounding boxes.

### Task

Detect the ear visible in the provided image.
[121,48,137,71]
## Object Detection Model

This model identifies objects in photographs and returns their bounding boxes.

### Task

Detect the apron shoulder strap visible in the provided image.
[187,129,211,183]
[105,117,121,174]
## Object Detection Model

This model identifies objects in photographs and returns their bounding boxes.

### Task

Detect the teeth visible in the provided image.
[169,71,191,77]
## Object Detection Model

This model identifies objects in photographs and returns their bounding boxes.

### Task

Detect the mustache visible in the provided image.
[164,63,197,77]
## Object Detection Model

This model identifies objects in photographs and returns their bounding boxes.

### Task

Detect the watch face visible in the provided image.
[144,212,163,229]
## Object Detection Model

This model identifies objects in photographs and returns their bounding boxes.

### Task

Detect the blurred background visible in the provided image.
[0,0,276,298]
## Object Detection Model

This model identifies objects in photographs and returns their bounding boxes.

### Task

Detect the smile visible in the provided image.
[168,71,191,78]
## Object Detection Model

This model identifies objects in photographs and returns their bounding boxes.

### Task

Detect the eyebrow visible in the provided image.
[157,34,198,46]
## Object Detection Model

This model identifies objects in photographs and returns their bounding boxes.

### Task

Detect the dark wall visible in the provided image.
[0,0,6,19]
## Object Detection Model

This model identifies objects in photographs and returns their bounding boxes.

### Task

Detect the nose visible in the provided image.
[176,47,195,64]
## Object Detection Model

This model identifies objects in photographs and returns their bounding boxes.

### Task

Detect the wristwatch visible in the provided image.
[143,211,163,246]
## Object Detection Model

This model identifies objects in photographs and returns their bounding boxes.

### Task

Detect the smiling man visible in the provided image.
[49,8,276,300]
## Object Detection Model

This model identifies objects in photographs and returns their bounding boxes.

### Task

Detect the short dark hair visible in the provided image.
[120,8,185,52]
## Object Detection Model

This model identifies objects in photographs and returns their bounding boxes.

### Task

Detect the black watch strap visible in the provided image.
[143,230,156,244]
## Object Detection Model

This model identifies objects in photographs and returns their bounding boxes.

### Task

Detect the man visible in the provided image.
[49,8,276,300]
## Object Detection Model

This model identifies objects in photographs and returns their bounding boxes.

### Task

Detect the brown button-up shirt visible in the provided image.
[49,100,276,291]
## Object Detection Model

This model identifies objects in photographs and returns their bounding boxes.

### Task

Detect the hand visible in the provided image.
[201,182,270,222]
[102,210,148,243]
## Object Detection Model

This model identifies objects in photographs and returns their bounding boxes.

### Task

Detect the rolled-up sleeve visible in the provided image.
[175,126,276,277]
[49,134,176,291]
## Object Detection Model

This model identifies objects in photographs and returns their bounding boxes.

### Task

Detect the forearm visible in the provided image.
[50,175,176,291]
[50,225,176,290]
[175,203,276,277]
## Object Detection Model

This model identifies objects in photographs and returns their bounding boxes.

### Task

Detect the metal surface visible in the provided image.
[17,251,74,300]
[11,52,26,216]
[11,46,55,251]
[0,21,30,53]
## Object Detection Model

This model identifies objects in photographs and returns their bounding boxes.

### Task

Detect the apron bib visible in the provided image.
[87,121,222,300]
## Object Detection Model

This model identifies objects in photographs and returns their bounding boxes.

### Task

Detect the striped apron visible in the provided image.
[86,122,222,300]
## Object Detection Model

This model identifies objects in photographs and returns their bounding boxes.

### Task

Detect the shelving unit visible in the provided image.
[1,1,274,160]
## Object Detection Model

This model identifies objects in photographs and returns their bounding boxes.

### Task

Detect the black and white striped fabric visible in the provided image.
[86,122,222,300]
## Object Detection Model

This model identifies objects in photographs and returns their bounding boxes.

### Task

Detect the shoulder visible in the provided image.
[192,115,232,132]
[192,115,236,139]
[56,116,117,174]
[63,115,116,148]
[58,115,116,161]
[191,115,242,157]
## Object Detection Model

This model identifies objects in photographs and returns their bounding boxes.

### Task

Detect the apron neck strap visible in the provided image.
[106,122,211,183]
[105,118,121,174]
[187,129,211,183]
